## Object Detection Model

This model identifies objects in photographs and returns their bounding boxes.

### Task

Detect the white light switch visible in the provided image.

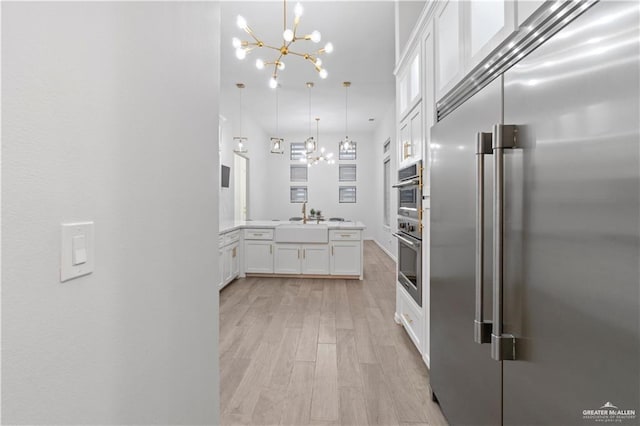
[72,235,87,265]
[61,222,94,282]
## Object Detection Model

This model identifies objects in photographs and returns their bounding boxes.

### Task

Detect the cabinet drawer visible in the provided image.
[329,230,361,241]
[224,230,240,245]
[244,228,274,240]
[399,286,423,352]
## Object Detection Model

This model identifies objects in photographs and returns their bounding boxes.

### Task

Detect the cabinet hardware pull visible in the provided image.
[303,249,306,259]
[341,234,351,238]
[331,246,334,256]
[298,249,300,259]
[403,313,413,324]
[270,245,272,255]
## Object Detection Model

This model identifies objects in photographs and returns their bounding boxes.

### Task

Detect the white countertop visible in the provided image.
[219,220,366,234]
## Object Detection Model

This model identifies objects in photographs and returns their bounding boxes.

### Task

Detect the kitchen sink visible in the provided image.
[275,224,329,243]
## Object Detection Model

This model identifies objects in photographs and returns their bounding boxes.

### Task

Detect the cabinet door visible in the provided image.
[245,241,274,273]
[330,242,361,276]
[231,243,239,278]
[399,120,410,165]
[436,0,463,96]
[467,0,516,71]
[219,248,224,288]
[410,105,422,162]
[301,245,329,275]
[274,244,301,274]
[223,247,232,283]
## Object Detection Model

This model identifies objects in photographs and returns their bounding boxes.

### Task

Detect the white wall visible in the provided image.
[2,3,220,424]
[372,102,398,259]
[261,131,378,239]
[219,85,270,224]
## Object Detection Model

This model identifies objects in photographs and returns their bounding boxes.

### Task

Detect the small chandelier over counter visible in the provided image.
[270,84,284,154]
[301,118,335,167]
[305,82,317,154]
[232,0,334,88]
[339,81,355,152]
[233,83,248,153]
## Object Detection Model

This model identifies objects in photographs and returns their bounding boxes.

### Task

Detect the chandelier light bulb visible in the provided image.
[324,42,334,53]
[283,29,294,42]
[269,76,278,89]
[236,15,248,30]
[310,30,321,43]
[232,37,241,48]
[327,152,334,159]
[319,69,328,79]
[321,147,326,153]
[277,61,286,70]
[255,58,265,69]
[315,58,322,67]
[294,2,303,18]
[236,48,247,60]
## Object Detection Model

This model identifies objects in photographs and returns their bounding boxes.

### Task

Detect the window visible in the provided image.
[383,158,391,227]
[339,142,357,160]
[290,142,306,161]
[339,186,356,203]
[290,186,308,203]
[339,164,356,182]
[290,165,308,182]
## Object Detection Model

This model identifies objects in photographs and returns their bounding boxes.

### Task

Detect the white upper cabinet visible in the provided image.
[435,0,463,96]
[466,0,516,71]
[398,45,421,120]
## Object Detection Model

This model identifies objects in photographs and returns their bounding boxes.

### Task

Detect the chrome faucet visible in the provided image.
[302,202,307,224]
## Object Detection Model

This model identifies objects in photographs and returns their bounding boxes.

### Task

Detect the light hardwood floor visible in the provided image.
[220,241,448,426]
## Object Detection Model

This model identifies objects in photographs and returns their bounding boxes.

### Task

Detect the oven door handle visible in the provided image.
[393,233,421,248]
[392,179,420,188]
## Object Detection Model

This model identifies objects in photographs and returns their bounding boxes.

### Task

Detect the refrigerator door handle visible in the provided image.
[491,124,518,361]
[474,132,493,344]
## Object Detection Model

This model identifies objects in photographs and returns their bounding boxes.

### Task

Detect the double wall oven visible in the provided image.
[393,161,423,307]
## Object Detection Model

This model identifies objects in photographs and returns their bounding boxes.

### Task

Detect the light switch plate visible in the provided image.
[61,222,94,282]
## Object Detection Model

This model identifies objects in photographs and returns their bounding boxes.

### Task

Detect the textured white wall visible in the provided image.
[372,102,398,259]
[259,131,377,239]
[2,3,220,424]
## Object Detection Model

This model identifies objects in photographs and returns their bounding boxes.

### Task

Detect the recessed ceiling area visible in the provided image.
[220,1,396,135]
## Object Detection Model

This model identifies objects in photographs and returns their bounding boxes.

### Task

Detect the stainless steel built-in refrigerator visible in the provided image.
[430,2,639,425]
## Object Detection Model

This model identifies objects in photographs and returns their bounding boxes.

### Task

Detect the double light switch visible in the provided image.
[61,222,94,282]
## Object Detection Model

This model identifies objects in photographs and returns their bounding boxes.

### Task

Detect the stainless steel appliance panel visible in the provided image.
[501,2,640,424]
[430,77,502,425]
[396,229,422,306]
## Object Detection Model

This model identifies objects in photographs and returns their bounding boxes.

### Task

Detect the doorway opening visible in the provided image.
[234,153,249,221]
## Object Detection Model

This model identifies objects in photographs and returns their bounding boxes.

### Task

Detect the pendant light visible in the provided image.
[233,83,248,153]
[304,82,317,153]
[339,81,355,152]
[270,84,284,154]
[306,117,335,167]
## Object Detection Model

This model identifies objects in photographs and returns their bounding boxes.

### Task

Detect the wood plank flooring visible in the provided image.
[220,241,448,426]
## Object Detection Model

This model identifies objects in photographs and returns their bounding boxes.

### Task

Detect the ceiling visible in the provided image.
[220,1,396,136]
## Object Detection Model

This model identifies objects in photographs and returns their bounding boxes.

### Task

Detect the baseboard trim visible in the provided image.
[373,239,397,262]
[245,273,360,280]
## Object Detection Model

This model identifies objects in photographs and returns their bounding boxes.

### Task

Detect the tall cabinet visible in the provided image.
[393,0,546,368]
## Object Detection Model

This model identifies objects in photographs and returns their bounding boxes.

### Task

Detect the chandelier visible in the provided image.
[270,83,284,154]
[233,0,334,88]
[233,83,248,153]
[301,118,335,167]
[339,81,355,152]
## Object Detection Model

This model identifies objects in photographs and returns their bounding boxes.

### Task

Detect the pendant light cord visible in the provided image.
[344,85,348,138]
[308,85,312,139]
[239,86,243,137]
[275,85,279,136]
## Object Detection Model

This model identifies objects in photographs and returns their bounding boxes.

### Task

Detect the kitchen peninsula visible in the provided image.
[218,220,366,289]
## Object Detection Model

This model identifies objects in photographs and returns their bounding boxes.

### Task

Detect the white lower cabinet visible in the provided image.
[274,244,302,274]
[301,244,329,275]
[244,240,273,273]
[329,241,362,276]
[219,231,241,289]
[274,244,329,275]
